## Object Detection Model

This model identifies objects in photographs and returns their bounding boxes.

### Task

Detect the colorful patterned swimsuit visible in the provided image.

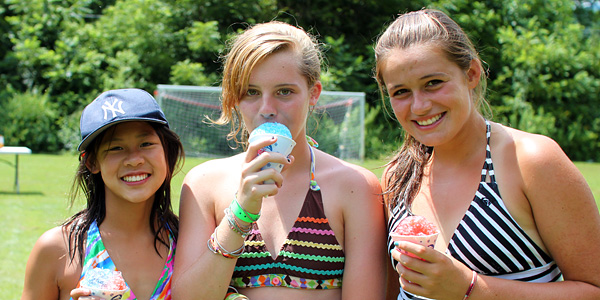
[231,146,345,289]
[387,120,563,300]
[72,220,175,300]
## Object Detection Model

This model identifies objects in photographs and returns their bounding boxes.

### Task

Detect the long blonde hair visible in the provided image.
[374,9,490,210]
[216,21,322,145]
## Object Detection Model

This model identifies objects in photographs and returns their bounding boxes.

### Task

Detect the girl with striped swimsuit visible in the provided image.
[374,9,600,300]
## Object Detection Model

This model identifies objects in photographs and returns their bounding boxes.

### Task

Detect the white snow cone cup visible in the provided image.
[249,122,296,184]
[390,215,439,260]
[80,268,128,300]
[88,288,127,300]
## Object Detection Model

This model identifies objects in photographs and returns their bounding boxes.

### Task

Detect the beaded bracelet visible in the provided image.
[224,207,252,237]
[463,270,478,300]
[207,228,245,259]
[230,195,260,223]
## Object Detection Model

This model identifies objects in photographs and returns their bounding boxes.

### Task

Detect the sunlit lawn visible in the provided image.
[1,153,598,298]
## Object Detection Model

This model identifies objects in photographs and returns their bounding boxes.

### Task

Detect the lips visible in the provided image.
[122,174,149,182]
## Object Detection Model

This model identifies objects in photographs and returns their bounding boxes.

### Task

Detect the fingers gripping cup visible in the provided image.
[249,122,296,183]
[390,215,439,260]
[80,268,128,300]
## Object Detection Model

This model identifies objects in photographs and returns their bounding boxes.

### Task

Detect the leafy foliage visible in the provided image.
[0,0,598,160]
[0,90,61,152]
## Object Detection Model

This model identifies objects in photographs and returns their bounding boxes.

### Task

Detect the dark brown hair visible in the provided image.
[63,123,184,265]
[374,9,489,210]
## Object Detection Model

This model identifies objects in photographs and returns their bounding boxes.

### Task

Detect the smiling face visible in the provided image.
[88,121,167,205]
[381,43,480,147]
[238,49,321,141]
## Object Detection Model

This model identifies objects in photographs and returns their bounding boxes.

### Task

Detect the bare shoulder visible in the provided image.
[315,149,381,193]
[498,124,573,173]
[182,154,243,193]
[23,225,78,299]
[32,226,69,257]
[493,122,589,202]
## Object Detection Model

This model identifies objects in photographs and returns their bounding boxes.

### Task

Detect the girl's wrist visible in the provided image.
[463,270,478,299]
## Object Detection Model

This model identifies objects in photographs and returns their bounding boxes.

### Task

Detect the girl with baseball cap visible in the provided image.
[22,88,184,300]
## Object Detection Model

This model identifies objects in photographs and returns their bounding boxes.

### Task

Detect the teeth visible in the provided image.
[123,174,149,182]
[417,114,442,126]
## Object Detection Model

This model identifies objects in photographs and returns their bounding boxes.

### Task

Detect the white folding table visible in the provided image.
[0,146,32,193]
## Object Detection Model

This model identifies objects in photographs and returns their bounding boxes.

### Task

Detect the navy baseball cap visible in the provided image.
[77,88,169,151]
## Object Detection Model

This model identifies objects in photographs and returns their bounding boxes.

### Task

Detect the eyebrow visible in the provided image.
[248,83,300,89]
[109,131,155,142]
[389,72,447,89]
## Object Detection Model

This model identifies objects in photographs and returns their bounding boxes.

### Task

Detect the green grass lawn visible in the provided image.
[1,153,598,298]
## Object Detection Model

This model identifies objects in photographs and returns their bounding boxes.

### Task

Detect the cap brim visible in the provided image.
[77,118,168,151]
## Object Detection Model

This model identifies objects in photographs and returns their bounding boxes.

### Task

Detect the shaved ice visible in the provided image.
[249,122,292,139]
[394,215,438,236]
[81,268,127,291]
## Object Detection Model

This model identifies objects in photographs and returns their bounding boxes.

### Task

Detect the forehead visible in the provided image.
[100,121,156,141]
[382,44,452,77]
[249,49,305,84]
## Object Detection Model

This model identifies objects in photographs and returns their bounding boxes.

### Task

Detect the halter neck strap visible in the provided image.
[307,136,320,191]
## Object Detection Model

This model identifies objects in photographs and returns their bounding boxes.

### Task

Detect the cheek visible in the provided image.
[390,100,409,118]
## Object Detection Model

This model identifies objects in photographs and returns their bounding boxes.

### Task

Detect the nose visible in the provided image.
[124,148,144,166]
[411,92,432,116]
[258,95,277,120]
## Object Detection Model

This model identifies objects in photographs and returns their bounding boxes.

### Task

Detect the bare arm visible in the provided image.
[340,166,387,299]
[506,133,600,298]
[22,227,65,300]
[172,138,288,299]
[381,164,401,300]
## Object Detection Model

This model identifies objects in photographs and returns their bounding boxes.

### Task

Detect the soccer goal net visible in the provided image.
[156,84,365,161]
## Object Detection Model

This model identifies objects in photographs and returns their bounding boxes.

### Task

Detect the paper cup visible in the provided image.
[390,232,439,259]
[248,133,296,183]
[86,287,127,300]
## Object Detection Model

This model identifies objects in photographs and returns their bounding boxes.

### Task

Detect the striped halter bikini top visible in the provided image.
[387,120,563,300]
[231,144,345,290]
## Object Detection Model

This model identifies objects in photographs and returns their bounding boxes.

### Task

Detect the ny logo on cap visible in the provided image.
[102,98,125,120]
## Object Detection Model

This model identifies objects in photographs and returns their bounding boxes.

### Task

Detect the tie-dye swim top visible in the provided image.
[230,145,345,289]
[71,220,175,300]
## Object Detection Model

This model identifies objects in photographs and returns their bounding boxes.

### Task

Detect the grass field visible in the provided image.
[1,153,599,298]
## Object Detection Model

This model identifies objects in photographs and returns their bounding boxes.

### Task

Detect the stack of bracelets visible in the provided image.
[208,194,261,259]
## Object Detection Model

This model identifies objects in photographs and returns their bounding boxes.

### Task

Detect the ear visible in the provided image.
[309,81,322,106]
[85,156,100,174]
[466,59,482,89]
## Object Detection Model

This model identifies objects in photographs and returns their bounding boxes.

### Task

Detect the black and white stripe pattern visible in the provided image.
[387,120,562,300]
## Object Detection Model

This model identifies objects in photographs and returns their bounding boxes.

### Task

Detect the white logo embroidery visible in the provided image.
[101,98,125,119]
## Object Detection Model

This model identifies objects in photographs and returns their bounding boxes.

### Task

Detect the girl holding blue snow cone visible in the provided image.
[173,21,387,300]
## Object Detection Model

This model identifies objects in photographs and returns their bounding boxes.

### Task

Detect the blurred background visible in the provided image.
[0,0,598,161]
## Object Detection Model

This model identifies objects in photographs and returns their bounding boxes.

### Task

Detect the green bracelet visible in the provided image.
[231,195,260,223]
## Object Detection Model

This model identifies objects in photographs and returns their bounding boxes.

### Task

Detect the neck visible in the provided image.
[430,116,487,168]
[284,134,313,178]
[102,198,155,234]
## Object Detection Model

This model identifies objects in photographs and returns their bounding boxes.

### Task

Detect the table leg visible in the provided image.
[15,154,19,194]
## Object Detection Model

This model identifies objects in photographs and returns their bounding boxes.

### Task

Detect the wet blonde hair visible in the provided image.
[216,21,322,145]
[374,9,489,210]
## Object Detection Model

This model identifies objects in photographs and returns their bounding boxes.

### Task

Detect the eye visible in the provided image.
[391,88,410,97]
[277,88,293,96]
[107,146,123,151]
[426,79,443,87]
[246,89,259,96]
[141,142,155,147]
